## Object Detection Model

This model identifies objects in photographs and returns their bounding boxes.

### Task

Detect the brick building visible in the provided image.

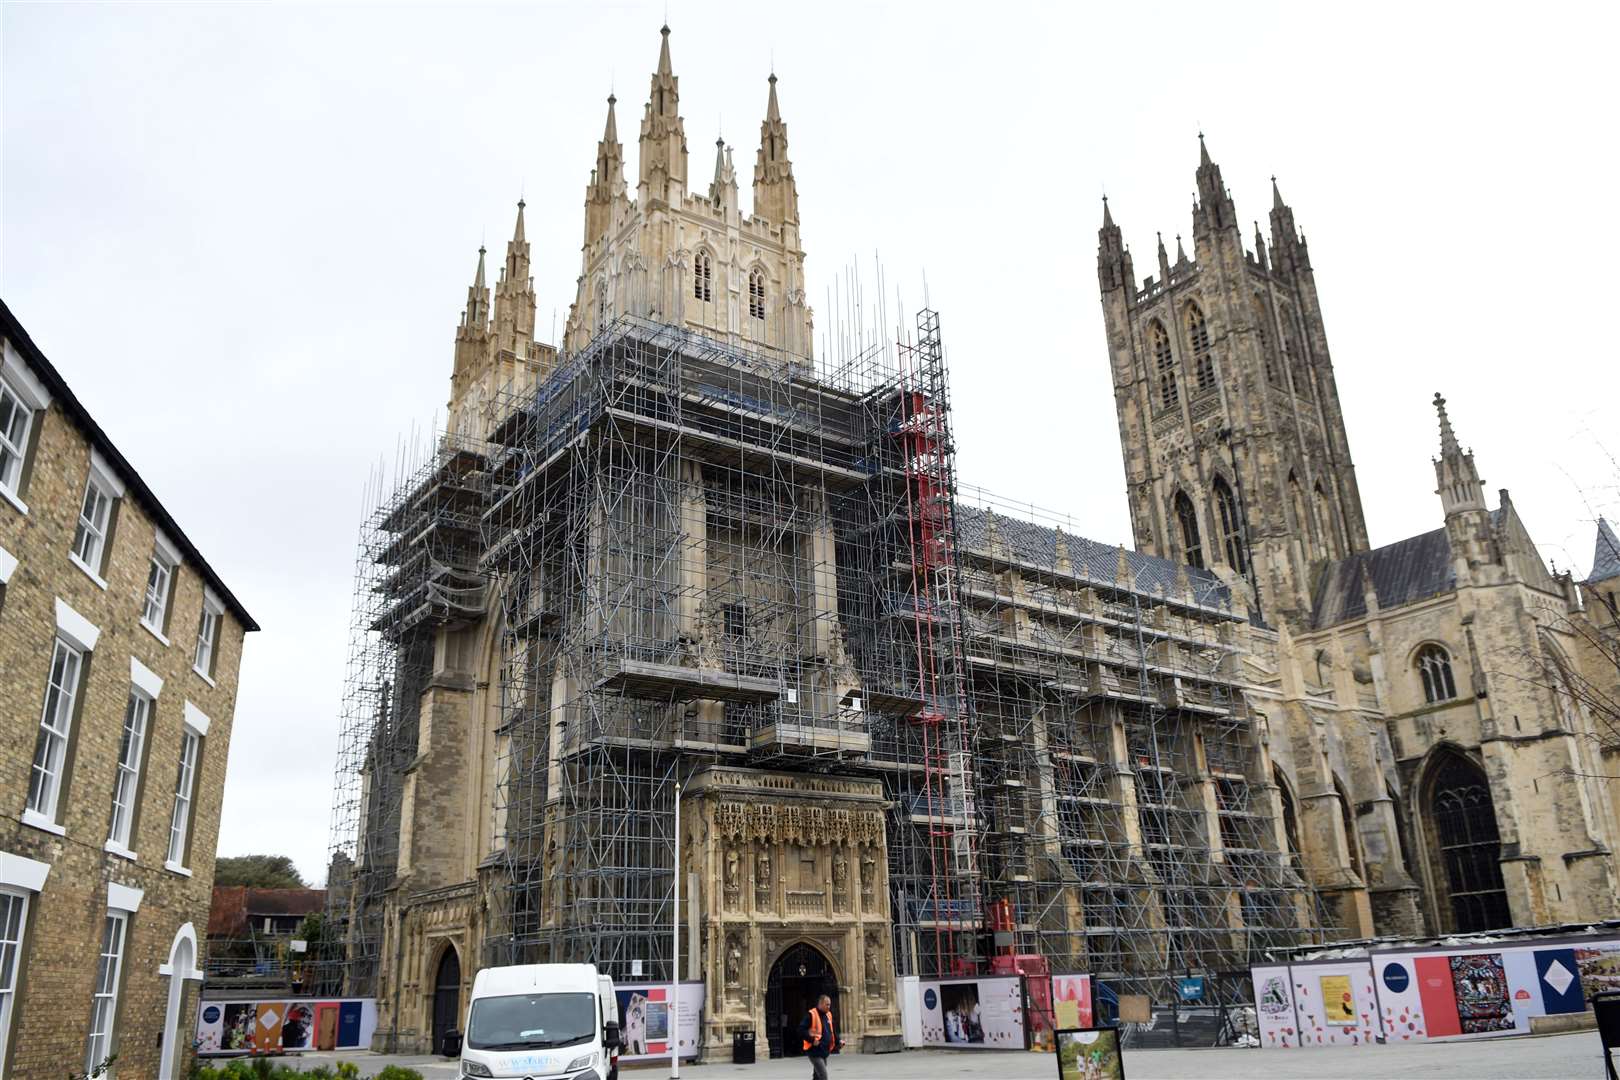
[0,301,256,1079]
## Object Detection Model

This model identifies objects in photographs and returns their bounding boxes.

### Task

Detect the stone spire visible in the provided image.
[753,73,798,225]
[1193,133,1236,232]
[1253,220,1268,271]
[709,134,738,216]
[1589,518,1620,585]
[461,246,489,331]
[1268,174,1305,272]
[1157,231,1171,282]
[493,201,536,353]
[1097,195,1133,293]
[1433,392,1487,516]
[586,94,627,246]
[1175,234,1188,265]
[638,25,688,205]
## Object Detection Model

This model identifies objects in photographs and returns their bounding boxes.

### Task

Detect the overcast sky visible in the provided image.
[4,2,1617,886]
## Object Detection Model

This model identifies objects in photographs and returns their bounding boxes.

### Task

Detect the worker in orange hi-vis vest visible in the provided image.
[798,993,844,1080]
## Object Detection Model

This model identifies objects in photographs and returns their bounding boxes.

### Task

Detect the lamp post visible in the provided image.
[671,780,681,1080]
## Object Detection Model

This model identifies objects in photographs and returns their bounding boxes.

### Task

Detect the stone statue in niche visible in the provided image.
[859,849,876,906]
[724,848,741,908]
[755,850,772,907]
[864,931,883,995]
[725,931,744,988]
[831,848,849,905]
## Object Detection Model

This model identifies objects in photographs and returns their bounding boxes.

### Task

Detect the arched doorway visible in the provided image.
[432,944,462,1055]
[765,942,838,1059]
[1425,752,1512,932]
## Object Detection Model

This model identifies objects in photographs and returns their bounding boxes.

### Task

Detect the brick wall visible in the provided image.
[0,354,248,1078]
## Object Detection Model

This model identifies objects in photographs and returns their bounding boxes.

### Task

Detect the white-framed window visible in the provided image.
[69,451,124,585]
[85,910,128,1073]
[27,638,83,824]
[0,379,32,498]
[167,729,200,868]
[141,534,180,638]
[107,692,151,853]
[193,588,223,681]
[72,478,112,570]
[0,887,30,1078]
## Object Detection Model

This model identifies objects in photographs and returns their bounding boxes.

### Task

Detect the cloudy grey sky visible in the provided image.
[4,2,1616,885]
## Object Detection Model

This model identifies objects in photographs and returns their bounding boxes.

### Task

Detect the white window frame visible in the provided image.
[69,451,124,589]
[0,884,32,1079]
[165,704,208,875]
[25,638,84,834]
[193,587,223,684]
[85,909,130,1074]
[24,601,100,835]
[141,531,180,643]
[0,341,51,516]
[107,662,160,859]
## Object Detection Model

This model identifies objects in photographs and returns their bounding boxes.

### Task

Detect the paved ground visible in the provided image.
[287,1031,1608,1079]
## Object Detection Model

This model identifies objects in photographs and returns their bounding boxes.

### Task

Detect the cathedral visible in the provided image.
[326,24,1620,1057]
[1098,139,1620,939]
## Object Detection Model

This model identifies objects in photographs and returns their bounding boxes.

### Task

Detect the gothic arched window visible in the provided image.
[748,269,766,321]
[1213,478,1247,576]
[1288,471,1310,541]
[1150,321,1178,409]
[1417,644,1458,704]
[1186,304,1215,392]
[1174,491,1203,569]
[595,277,608,328]
[1426,751,1511,932]
[693,250,713,303]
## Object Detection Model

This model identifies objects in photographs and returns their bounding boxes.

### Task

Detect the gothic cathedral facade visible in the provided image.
[1099,139,1620,941]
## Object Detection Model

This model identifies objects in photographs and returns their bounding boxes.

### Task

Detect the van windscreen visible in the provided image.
[466,992,596,1051]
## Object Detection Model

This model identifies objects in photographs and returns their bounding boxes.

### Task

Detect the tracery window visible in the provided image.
[1174,492,1203,569]
[1417,644,1458,704]
[1214,478,1247,576]
[1187,304,1215,391]
[1428,752,1512,932]
[693,250,713,303]
[1150,321,1178,409]
[748,269,766,321]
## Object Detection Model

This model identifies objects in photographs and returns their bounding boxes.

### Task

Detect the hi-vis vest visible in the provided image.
[803,1008,834,1052]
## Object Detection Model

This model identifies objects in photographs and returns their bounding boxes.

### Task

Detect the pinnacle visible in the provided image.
[1434,391,1461,458]
[765,70,781,123]
[1272,175,1286,210]
[1198,131,1212,167]
[656,23,673,77]
[1102,194,1115,229]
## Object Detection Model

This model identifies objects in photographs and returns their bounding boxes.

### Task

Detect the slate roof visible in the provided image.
[954,505,1235,614]
[1588,518,1620,585]
[1310,509,1504,629]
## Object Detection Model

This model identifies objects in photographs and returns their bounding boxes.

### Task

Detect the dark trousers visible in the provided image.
[809,1054,829,1080]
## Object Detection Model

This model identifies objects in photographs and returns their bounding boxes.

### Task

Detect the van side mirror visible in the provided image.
[603,1021,621,1050]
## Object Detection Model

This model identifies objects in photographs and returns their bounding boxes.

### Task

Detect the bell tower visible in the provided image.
[1099,140,1370,623]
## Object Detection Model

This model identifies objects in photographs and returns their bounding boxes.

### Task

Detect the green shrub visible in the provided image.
[374,1068,426,1080]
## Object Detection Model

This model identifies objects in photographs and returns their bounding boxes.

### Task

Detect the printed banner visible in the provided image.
[1052,974,1093,1030]
[1449,954,1513,1035]
[1534,948,1586,1014]
[1372,956,1429,1042]
[198,999,376,1055]
[1290,961,1378,1046]
[1251,965,1298,1048]
[613,981,703,1062]
[918,976,1026,1048]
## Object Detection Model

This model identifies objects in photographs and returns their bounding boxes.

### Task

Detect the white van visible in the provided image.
[458,963,621,1080]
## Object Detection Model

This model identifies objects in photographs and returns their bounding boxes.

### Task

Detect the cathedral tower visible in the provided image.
[1099,139,1370,622]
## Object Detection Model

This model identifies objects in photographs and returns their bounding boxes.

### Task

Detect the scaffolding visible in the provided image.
[952,487,1318,1007]
[325,303,1319,1007]
[323,436,488,996]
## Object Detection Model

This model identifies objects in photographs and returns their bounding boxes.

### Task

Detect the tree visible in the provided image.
[214,854,307,889]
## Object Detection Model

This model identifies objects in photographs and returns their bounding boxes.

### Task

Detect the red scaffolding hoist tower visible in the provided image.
[895,309,981,975]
